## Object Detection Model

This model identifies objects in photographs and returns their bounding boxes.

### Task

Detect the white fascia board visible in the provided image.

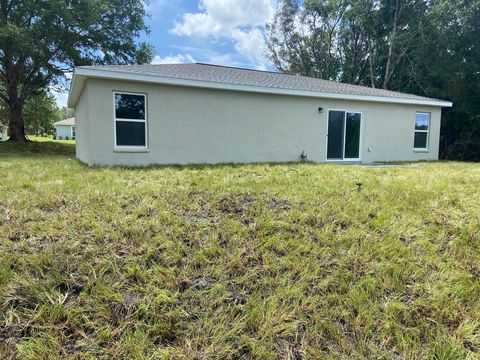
[68,68,454,108]
[67,72,86,108]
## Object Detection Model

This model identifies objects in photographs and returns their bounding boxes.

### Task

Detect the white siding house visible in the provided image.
[53,117,75,140]
[0,125,7,141]
[67,63,452,166]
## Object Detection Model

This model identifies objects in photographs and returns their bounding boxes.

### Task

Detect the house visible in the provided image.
[53,117,75,140]
[0,124,7,141]
[67,63,452,166]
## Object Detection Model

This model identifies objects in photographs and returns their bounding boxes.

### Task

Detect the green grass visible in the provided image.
[0,138,75,157]
[27,135,76,145]
[0,140,479,359]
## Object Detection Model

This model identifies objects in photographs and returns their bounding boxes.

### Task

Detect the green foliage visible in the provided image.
[266,0,425,87]
[57,107,74,121]
[266,0,480,161]
[0,0,153,140]
[23,91,58,135]
[0,141,479,358]
[0,91,60,137]
[423,0,480,161]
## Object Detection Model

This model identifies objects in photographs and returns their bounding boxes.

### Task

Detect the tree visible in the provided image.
[23,90,57,136]
[57,106,74,121]
[0,0,154,143]
[266,0,348,80]
[420,0,480,160]
[266,0,426,89]
[0,89,58,136]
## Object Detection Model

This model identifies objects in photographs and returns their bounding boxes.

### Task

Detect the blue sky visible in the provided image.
[55,0,277,107]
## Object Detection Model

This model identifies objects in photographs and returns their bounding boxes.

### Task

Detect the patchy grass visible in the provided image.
[0,142,479,359]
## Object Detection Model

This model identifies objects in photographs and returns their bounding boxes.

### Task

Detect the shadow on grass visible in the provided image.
[0,140,75,156]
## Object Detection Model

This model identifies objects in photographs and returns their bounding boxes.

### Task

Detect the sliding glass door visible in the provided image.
[327,110,361,160]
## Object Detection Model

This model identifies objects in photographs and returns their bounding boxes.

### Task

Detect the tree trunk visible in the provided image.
[4,58,28,142]
[383,0,402,89]
[7,102,28,142]
[368,42,376,88]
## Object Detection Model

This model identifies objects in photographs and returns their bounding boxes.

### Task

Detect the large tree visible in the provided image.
[0,0,154,142]
[0,89,58,136]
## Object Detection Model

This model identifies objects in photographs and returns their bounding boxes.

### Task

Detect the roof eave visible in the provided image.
[68,67,453,108]
[67,70,86,108]
[53,122,74,125]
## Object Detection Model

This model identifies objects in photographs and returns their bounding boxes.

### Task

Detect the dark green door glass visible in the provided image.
[327,111,345,159]
[345,112,361,159]
[327,111,361,160]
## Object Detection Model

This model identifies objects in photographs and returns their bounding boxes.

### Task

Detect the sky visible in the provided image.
[54,0,277,107]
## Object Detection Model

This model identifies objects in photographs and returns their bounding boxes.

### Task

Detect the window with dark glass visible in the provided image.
[414,112,429,149]
[114,92,147,147]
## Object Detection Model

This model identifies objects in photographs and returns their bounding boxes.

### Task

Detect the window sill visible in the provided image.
[413,148,430,153]
[114,147,149,153]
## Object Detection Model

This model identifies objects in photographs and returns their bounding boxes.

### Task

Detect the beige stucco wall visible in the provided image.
[75,78,442,166]
[75,85,90,164]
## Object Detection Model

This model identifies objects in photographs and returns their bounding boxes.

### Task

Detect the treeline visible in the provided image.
[266,0,480,161]
[0,91,73,137]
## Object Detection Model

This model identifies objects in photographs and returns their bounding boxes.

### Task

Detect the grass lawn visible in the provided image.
[26,135,76,145]
[0,140,479,359]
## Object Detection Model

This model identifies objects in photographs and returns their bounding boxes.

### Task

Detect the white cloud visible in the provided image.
[171,0,275,69]
[171,0,275,37]
[232,28,268,69]
[171,46,247,68]
[151,53,196,64]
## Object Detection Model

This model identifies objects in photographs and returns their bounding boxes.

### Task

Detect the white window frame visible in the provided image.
[414,112,430,151]
[113,91,148,151]
[71,126,76,140]
[325,109,363,162]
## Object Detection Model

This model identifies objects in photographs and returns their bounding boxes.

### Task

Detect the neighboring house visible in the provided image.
[67,63,452,166]
[0,125,7,141]
[53,117,75,140]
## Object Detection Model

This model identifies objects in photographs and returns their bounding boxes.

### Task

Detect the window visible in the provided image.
[71,126,76,140]
[414,112,430,149]
[114,92,147,148]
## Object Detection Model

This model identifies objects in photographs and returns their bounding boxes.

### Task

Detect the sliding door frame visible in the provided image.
[326,109,363,162]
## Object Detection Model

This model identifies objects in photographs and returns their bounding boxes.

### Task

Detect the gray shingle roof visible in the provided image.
[53,117,75,126]
[74,63,451,106]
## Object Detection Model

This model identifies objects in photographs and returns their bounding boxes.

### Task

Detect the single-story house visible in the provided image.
[67,63,452,166]
[53,117,75,140]
[0,125,7,141]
